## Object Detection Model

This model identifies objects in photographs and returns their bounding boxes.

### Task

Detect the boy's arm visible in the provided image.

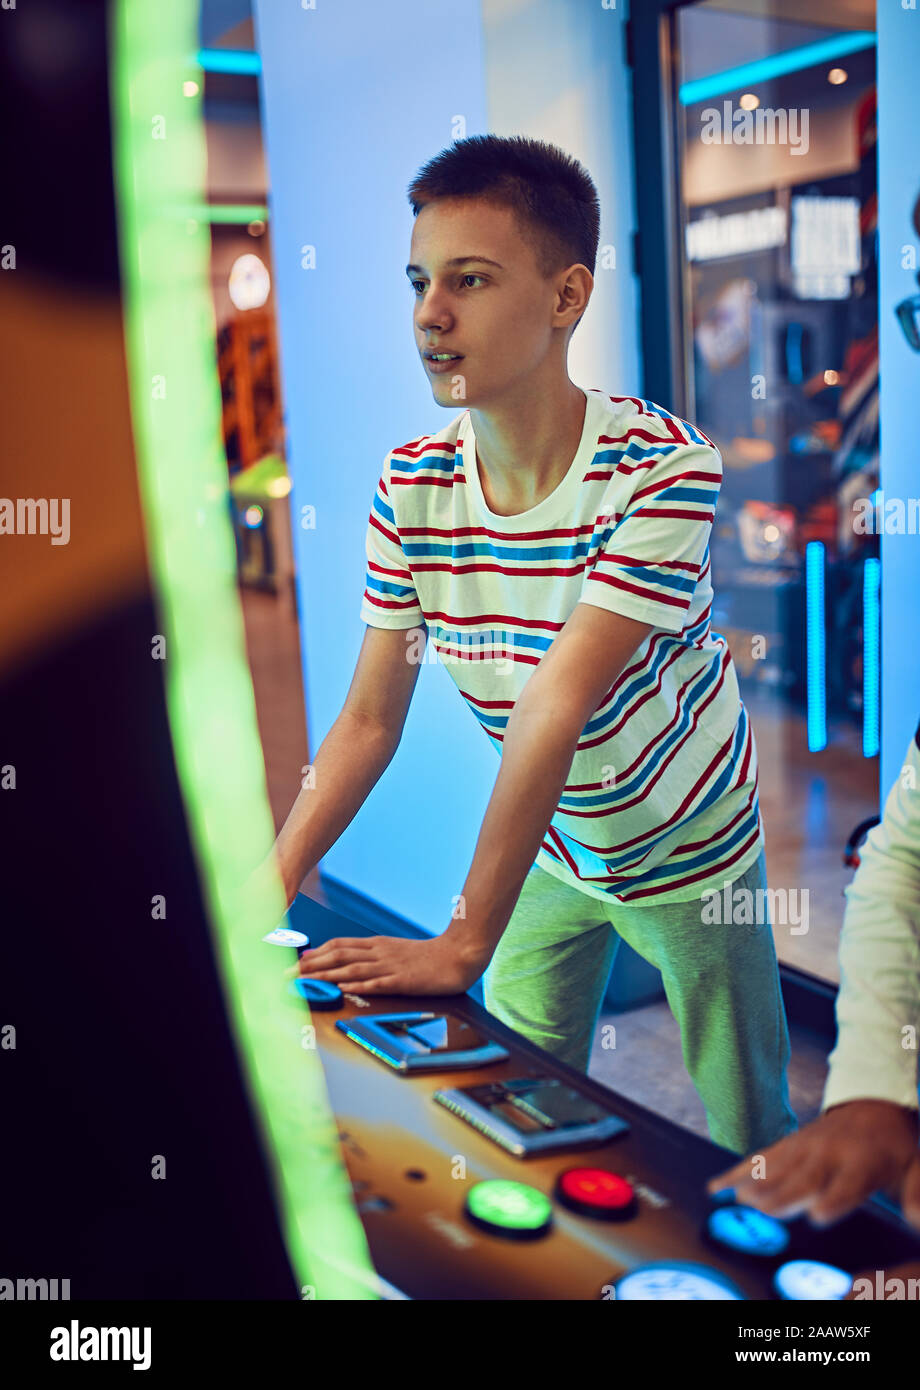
[296,605,652,992]
[448,603,654,959]
[272,625,426,906]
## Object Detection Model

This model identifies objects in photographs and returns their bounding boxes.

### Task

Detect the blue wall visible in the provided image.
[877,3,920,795]
[252,0,639,932]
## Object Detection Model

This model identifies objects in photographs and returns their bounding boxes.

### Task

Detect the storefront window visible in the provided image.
[673,1,879,981]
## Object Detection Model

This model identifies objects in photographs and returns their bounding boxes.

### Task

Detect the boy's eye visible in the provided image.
[409,275,486,294]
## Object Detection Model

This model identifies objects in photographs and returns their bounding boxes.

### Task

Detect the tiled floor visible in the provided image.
[749,687,877,985]
[589,999,830,1144]
[241,585,860,1136]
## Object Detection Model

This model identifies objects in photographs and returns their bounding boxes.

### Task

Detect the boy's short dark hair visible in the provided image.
[407,134,599,332]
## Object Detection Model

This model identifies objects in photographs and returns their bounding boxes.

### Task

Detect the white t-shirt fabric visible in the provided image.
[822,723,920,1112]
[359,385,764,906]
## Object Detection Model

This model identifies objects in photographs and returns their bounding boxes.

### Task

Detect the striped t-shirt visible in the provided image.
[359,385,763,905]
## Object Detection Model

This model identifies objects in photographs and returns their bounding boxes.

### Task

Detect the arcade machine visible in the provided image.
[0,0,374,1305]
[269,899,920,1303]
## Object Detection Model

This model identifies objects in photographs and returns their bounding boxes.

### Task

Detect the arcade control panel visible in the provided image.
[268,895,920,1301]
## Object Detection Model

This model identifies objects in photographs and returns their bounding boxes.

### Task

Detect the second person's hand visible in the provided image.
[706,1099,920,1228]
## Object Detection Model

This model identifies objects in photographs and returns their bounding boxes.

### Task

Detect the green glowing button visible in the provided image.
[464,1180,553,1239]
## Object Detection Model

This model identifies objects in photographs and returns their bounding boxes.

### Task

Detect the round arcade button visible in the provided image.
[555,1167,637,1221]
[288,978,343,1009]
[611,1267,750,1295]
[262,927,310,949]
[613,1262,746,1301]
[706,1203,790,1257]
[464,1180,553,1240]
[774,1259,852,1301]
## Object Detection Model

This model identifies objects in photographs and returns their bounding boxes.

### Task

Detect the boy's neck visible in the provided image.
[470,378,588,517]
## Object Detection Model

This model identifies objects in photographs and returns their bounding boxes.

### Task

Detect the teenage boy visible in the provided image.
[274,135,797,1154]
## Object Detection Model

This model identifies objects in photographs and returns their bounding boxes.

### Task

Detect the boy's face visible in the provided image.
[407,196,574,407]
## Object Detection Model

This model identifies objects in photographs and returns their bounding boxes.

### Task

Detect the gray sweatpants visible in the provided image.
[482,848,798,1155]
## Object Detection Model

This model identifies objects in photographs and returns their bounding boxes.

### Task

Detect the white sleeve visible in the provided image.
[821,725,920,1111]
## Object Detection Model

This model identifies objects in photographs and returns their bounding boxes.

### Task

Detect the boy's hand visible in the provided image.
[706,1100,920,1228]
[286,930,489,996]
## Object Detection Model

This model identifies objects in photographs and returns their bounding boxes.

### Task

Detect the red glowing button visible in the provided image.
[555,1167,637,1220]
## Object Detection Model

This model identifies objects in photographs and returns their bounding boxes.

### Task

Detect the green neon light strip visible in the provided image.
[109,0,377,1300]
[166,205,270,225]
[204,203,269,224]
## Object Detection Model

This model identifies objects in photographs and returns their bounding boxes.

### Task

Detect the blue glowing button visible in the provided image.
[774,1259,852,1301]
[556,1167,637,1221]
[263,927,310,949]
[464,1180,553,1240]
[706,1204,790,1257]
[613,1262,745,1301]
[289,978,343,1009]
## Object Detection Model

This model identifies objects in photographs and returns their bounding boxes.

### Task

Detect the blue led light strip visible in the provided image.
[862,557,880,758]
[805,542,827,753]
[196,47,262,75]
[679,32,876,106]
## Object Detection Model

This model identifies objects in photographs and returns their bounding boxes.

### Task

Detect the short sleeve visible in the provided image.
[358,452,426,628]
[578,439,722,633]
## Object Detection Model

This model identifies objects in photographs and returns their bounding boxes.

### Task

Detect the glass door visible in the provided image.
[669,0,879,982]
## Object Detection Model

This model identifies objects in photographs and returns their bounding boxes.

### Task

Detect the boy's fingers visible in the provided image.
[346,977,400,996]
[302,937,365,956]
[298,961,381,985]
[285,952,374,979]
[300,944,367,967]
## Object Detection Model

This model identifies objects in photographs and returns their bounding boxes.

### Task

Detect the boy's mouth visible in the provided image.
[425,352,465,373]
